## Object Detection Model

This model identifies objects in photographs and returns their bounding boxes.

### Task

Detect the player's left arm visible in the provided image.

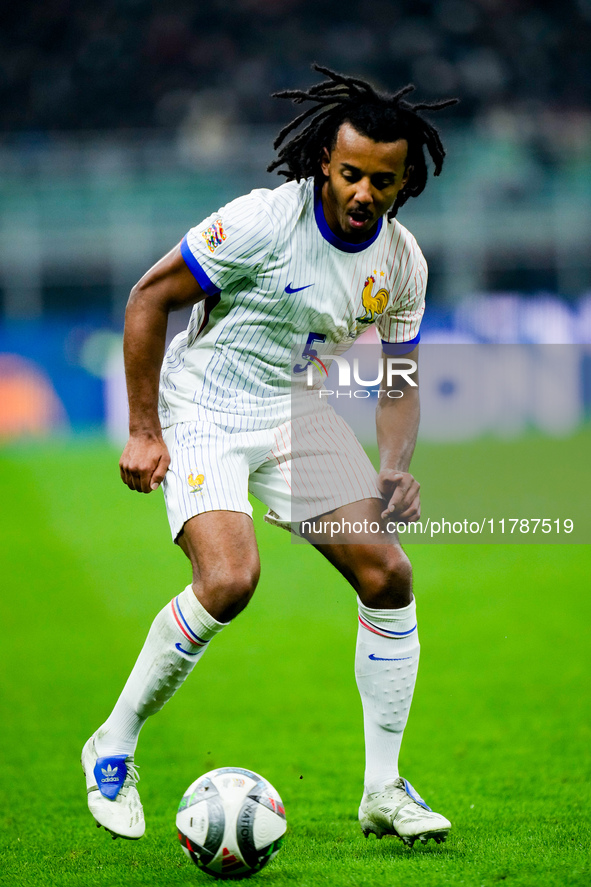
[375,344,420,522]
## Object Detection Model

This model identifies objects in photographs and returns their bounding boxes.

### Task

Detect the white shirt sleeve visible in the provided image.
[181,190,275,294]
[376,235,427,345]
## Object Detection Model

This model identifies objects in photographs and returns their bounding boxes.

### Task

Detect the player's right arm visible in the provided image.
[119,243,207,494]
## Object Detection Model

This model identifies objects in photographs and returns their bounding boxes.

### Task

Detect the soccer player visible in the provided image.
[82,65,457,847]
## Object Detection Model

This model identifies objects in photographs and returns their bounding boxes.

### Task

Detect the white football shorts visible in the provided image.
[160,405,381,541]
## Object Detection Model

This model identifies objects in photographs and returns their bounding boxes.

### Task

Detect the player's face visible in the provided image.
[320,122,411,242]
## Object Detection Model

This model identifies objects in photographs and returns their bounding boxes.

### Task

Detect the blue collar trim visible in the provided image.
[314,185,383,253]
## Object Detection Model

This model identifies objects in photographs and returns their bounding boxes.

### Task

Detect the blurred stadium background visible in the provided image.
[0,0,590,439]
[2,9,590,885]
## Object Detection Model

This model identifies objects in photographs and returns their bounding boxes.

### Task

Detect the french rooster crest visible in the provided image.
[188,472,205,494]
[356,272,390,324]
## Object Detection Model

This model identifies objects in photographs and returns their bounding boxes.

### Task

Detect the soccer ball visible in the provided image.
[176,767,287,880]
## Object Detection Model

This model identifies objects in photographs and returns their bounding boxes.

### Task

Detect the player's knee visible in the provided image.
[358,550,412,609]
[229,563,260,610]
[197,560,260,621]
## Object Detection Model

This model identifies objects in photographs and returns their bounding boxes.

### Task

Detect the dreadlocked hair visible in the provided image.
[268,64,458,218]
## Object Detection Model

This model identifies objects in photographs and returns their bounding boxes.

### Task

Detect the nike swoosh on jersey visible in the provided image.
[285,282,314,294]
[368,654,413,661]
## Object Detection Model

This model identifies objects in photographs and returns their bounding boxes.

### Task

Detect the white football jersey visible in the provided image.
[159,177,426,430]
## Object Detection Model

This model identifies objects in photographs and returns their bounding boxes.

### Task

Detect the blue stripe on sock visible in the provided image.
[174,596,207,645]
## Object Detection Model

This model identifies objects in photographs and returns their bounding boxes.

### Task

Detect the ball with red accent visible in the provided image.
[176,767,287,880]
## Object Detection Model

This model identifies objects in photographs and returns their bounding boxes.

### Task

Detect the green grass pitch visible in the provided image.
[0,436,589,887]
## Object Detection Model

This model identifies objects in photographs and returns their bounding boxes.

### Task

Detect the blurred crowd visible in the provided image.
[1,0,590,133]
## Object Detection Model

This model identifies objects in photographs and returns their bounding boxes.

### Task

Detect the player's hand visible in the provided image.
[119,433,171,493]
[378,469,420,522]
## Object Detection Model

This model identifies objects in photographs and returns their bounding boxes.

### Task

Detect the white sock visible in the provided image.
[95,586,227,757]
[355,596,420,794]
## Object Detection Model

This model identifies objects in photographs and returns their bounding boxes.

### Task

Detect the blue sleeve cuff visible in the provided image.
[180,235,221,297]
[381,332,420,355]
